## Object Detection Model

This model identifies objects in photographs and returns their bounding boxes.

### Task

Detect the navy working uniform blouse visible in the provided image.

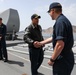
[53,14,74,57]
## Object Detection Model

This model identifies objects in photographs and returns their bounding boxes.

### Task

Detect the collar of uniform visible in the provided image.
[56,14,63,21]
[31,23,38,29]
[0,24,2,26]
[0,23,3,26]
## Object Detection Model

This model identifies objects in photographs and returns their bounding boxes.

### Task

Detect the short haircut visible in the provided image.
[54,7,62,13]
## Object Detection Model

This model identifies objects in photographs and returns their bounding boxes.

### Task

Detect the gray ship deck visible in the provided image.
[0,40,76,75]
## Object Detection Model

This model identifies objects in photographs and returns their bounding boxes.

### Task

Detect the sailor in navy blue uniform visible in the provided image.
[0,18,8,62]
[38,2,74,75]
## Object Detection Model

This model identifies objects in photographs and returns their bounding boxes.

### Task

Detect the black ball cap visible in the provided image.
[31,14,41,20]
[48,2,62,13]
[0,18,2,20]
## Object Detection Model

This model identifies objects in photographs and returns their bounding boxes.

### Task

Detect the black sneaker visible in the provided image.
[4,59,8,62]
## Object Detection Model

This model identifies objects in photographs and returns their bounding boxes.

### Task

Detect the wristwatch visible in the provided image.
[50,58,55,62]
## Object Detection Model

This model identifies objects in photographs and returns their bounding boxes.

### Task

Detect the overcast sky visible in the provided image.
[0,0,76,31]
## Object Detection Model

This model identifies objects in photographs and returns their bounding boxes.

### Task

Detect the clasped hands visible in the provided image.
[33,41,54,66]
[33,41,44,48]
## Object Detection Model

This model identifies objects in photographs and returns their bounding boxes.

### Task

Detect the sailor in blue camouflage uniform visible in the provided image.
[0,18,8,62]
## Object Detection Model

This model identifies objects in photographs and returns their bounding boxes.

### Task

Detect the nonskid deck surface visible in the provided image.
[0,40,76,75]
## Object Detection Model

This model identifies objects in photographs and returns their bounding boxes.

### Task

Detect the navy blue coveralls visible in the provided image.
[53,14,74,75]
[0,23,8,60]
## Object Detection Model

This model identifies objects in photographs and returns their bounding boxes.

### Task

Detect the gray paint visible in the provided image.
[0,8,20,33]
